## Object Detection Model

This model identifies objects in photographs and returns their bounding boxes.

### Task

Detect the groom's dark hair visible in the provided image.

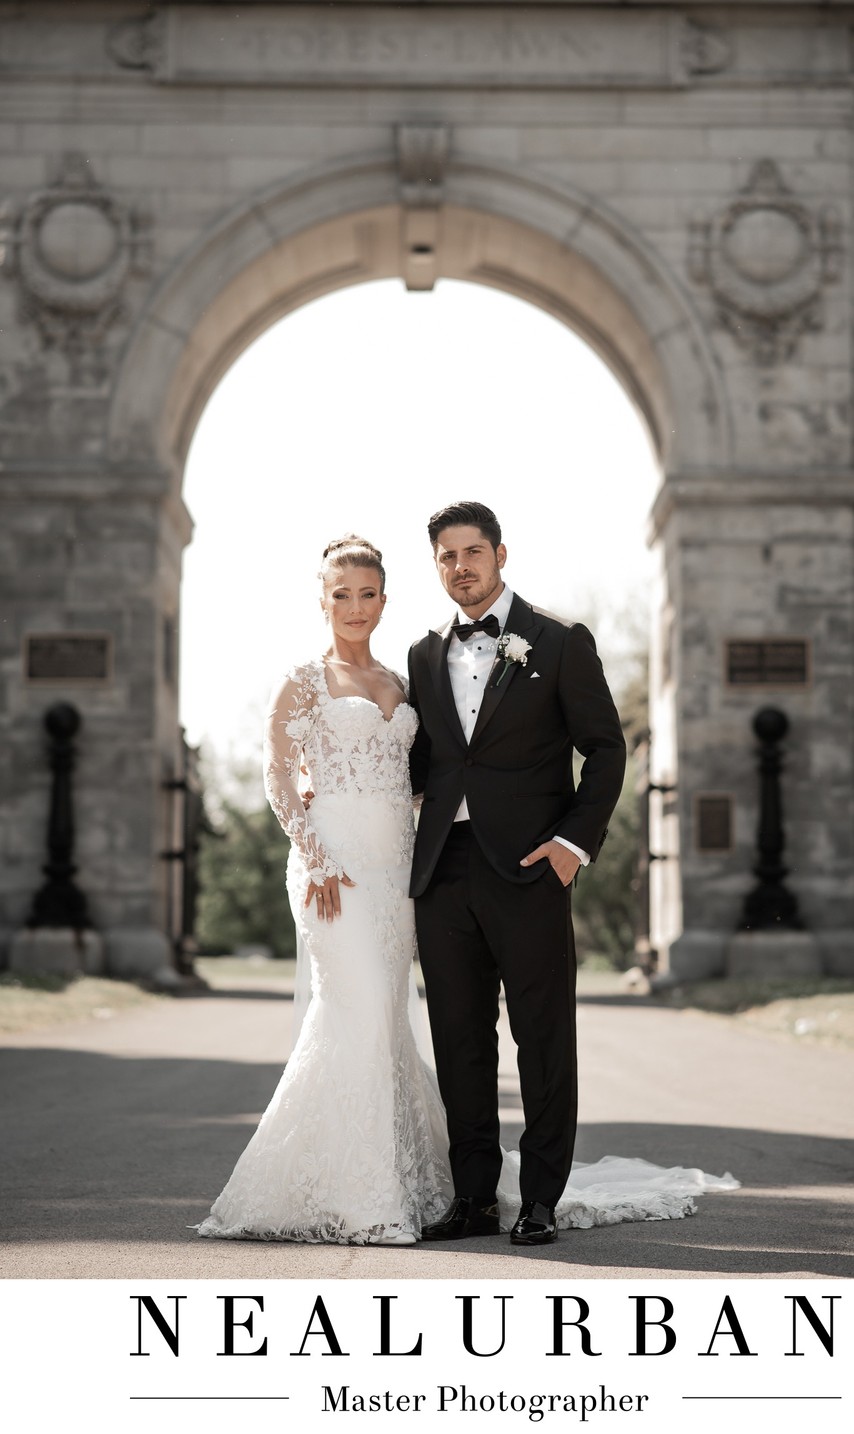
[427,501,502,551]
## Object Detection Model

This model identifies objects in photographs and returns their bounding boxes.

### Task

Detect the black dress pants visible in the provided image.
[415,822,577,1208]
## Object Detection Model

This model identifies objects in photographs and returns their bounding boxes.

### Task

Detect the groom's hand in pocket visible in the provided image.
[520,840,580,888]
[306,873,356,922]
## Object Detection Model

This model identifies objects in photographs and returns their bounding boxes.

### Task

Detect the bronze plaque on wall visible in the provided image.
[726,639,809,688]
[694,794,733,854]
[25,633,112,682]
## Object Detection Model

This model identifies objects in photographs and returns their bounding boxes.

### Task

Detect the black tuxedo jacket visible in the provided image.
[407,593,627,898]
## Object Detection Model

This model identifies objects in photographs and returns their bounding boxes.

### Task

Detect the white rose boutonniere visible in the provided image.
[495,631,532,685]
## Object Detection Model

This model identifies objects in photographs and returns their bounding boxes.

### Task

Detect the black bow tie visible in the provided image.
[452,614,501,642]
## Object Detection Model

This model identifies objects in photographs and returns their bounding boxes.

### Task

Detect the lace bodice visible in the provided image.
[264,657,418,882]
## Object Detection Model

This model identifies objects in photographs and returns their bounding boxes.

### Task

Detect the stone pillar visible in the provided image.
[649,477,854,980]
[0,466,191,979]
[0,143,185,977]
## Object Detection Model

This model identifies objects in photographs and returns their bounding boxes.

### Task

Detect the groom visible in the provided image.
[408,501,626,1245]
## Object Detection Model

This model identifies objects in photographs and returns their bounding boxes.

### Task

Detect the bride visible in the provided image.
[197,535,736,1245]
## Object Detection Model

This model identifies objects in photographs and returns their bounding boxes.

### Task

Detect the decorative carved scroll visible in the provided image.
[680,20,731,77]
[105,12,165,72]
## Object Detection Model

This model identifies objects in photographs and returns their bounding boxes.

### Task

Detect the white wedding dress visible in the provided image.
[197,658,737,1244]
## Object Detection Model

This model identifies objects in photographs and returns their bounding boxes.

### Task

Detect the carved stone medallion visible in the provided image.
[0,152,152,354]
[688,160,841,364]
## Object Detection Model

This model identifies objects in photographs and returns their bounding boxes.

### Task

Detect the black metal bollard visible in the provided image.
[738,706,802,931]
[27,702,93,930]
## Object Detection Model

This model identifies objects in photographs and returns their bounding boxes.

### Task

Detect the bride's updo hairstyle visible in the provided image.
[320,534,386,594]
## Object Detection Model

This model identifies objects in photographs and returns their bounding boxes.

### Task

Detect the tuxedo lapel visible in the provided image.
[470,594,542,745]
[427,621,467,746]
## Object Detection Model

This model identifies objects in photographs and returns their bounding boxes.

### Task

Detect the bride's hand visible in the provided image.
[305,872,356,922]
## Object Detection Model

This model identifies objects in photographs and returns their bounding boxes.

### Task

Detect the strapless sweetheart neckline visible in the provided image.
[318,659,412,726]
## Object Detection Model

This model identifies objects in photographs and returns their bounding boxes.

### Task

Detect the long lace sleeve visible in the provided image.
[263,665,344,883]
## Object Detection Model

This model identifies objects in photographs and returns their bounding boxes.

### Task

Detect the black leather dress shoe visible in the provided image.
[420,1197,500,1242]
[510,1200,558,1245]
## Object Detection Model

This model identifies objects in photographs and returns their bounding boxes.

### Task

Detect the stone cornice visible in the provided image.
[650,470,854,540]
[5,5,852,89]
[0,461,194,546]
[74,2,854,8]
[0,460,173,498]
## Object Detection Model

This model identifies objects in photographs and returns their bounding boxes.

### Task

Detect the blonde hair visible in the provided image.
[320,534,386,593]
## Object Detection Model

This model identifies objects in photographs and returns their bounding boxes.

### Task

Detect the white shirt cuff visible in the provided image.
[553,836,590,866]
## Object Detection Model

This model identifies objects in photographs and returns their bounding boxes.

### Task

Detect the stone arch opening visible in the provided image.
[181,272,661,764]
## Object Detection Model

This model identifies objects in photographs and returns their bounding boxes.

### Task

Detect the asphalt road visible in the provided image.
[1,977,851,1280]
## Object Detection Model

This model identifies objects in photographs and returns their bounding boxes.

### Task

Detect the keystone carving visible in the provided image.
[688,160,842,364]
[0,152,152,355]
[396,125,450,209]
[395,125,450,294]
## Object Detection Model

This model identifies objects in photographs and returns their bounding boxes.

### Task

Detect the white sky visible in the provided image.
[181,279,660,768]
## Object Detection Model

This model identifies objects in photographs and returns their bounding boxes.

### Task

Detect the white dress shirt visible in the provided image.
[447,584,589,866]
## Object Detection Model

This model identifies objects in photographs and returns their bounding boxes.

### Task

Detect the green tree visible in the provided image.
[567,596,648,969]
[195,764,296,960]
[572,754,641,970]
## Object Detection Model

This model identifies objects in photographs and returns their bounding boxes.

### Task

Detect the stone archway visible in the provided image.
[3,3,852,983]
[98,158,731,978]
[109,157,730,484]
